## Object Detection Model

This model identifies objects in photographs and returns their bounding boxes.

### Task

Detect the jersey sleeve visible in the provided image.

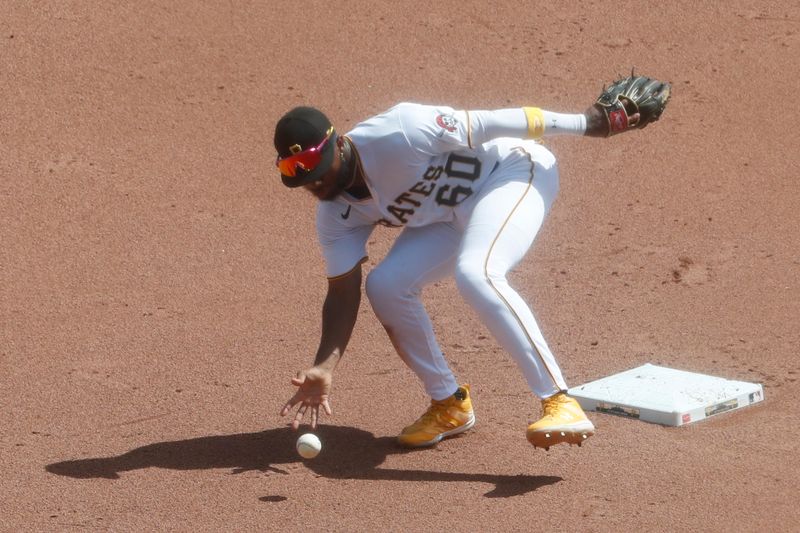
[394,103,470,155]
[316,200,374,278]
[394,103,531,154]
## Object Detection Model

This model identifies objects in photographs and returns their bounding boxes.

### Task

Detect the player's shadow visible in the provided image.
[46,425,560,498]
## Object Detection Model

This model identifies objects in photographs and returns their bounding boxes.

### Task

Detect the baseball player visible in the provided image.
[277,76,670,450]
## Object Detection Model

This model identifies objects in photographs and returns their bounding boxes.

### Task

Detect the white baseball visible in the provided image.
[296,433,322,459]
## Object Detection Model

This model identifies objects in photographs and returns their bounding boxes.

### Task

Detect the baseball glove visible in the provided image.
[595,72,671,136]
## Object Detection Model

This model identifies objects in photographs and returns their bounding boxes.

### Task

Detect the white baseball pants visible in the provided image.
[364,142,568,401]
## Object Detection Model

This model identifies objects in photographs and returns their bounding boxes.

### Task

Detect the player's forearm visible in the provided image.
[312,271,362,370]
[583,104,611,137]
[466,108,589,145]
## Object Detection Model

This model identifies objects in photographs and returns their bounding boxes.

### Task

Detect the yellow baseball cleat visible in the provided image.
[527,392,595,450]
[397,385,475,448]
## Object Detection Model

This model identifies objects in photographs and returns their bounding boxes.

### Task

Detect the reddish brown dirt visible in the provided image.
[3,1,799,531]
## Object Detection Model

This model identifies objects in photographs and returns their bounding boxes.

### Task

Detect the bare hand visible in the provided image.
[279,366,333,430]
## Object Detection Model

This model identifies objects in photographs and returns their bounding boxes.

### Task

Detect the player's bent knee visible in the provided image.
[454,263,494,298]
[455,262,506,305]
[365,268,406,309]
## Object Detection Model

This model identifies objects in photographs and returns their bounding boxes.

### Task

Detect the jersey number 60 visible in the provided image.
[434,154,482,207]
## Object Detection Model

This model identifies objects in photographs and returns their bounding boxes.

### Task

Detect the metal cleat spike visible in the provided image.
[577,442,582,447]
[560,431,566,437]
[545,433,551,438]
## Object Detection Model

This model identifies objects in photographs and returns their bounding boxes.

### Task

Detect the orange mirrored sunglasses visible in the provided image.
[275,127,334,177]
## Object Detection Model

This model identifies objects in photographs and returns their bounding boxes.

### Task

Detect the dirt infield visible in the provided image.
[2,1,798,531]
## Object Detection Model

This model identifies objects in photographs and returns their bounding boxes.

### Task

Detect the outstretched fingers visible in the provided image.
[280,394,300,417]
[280,371,306,417]
[292,404,308,430]
[309,398,332,429]
[281,394,325,427]
[280,370,333,429]
[321,398,332,416]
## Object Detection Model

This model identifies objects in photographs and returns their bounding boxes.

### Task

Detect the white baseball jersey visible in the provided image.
[317,102,532,278]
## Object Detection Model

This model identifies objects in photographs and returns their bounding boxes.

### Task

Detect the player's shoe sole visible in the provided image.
[526,420,595,450]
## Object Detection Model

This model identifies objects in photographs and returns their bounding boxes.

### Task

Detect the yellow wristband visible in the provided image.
[523,107,546,139]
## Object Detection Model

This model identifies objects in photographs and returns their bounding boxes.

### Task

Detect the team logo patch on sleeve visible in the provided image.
[435,113,458,133]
